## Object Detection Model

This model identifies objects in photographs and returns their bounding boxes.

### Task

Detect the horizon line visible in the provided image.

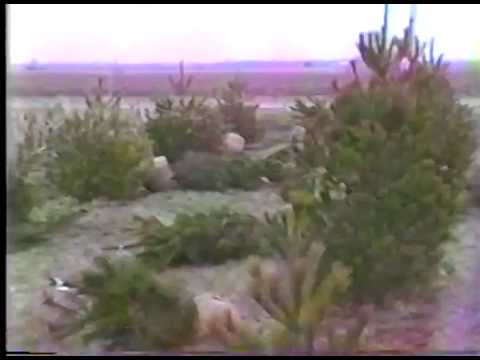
[10,57,478,67]
[11,59,354,66]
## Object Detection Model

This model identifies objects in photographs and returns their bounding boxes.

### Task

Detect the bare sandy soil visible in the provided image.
[6,102,480,355]
[7,190,480,355]
[6,190,289,353]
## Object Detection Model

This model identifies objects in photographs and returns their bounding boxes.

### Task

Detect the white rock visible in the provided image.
[223,132,245,153]
[290,126,306,152]
[151,156,173,179]
[144,156,176,192]
[153,156,169,170]
[260,176,271,184]
[290,125,306,143]
[193,293,243,338]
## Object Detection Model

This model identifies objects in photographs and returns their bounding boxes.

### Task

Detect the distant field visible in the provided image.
[7,71,349,97]
[8,68,480,98]
[8,96,479,147]
[8,95,480,114]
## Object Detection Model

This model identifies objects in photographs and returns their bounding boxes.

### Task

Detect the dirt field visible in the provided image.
[8,69,480,98]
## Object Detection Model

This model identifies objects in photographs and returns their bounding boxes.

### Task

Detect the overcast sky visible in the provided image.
[7,4,480,64]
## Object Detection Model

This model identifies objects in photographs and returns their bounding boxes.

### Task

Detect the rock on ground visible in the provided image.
[144,156,177,193]
[223,132,246,154]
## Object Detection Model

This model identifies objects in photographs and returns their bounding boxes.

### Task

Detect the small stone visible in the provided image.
[153,156,170,170]
[223,132,245,153]
[193,293,244,338]
[290,125,306,143]
[260,176,271,184]
[144,156,177,193]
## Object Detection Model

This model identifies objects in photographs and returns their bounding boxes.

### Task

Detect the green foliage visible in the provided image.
[290,24,475,304]
[168,61,194,96]
[209,209,367,355]
[8,191,80,252]
[146,62,227,162]
[357,25,394,80]
[172,151,287,191]
[46,79,153,202]
[67,257,198,351]
[9,113,50,222]
[245,209,354,355]
[27,196,77,225]
[7,112,81,253]
[7,225,49,254]
[9,171,43,225]
[145,96,225,163]
[289,98,338,169]
[137,207,267,268]
[280,166,348,219]
[172,151,228,190]
[223,157,286,189]
[216,78,263,143]
[145,98,198,161]
[262,207,317,259]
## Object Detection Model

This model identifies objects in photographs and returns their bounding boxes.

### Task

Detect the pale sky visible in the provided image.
[7,4,480,64]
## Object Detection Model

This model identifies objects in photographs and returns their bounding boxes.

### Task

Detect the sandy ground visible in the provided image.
[427,208,480,352]
[428,113,480,353]
[7,190,480,354]
[6,190,288,353]
[6,100,480,355]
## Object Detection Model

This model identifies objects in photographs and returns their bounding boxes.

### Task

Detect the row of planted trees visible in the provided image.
[7,62,280,253]
[11,19,476,355]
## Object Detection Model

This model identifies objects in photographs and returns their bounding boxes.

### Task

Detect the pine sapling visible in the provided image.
[168,61,194,96]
